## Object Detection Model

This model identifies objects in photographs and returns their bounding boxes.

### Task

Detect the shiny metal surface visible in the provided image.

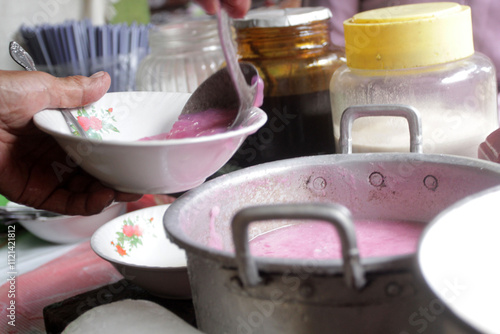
[164,152,500,333]
[339,104,423,154]
[231,203,366,289]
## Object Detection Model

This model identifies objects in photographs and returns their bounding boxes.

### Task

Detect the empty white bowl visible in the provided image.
[6,201,126,244]
[33,91,267,194]
[91,204,190,298]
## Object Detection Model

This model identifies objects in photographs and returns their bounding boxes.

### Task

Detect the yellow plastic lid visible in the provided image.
[343,2,474,70]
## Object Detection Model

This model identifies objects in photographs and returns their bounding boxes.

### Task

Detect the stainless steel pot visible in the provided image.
[164,105,500,333]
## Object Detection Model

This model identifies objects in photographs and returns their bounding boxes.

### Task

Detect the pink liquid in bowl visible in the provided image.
[140,75,265,141]
[139,108,238,141]
[249,220,425,259]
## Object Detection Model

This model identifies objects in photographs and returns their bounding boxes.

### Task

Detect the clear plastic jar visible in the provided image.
[228,7,345,168]
[330,3,498,158]
[136,19,225,93]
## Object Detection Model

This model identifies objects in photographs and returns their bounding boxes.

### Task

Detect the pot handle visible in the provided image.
[339,104,423,154]
[231,203,366,290]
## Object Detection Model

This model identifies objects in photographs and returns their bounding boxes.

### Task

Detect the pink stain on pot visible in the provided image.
[250,220,425,259]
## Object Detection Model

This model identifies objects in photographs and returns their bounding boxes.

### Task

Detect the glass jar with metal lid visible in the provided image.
[227,7,345,168]
[330,2,498,157]
[136,18,225,93]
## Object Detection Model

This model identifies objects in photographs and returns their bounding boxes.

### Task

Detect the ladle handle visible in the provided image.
[9,41,37,71]
[231,203,366,290]
[217,7,254,127]
[339,104,423,154]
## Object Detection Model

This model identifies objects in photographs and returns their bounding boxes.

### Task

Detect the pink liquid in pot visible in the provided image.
[140,76,264,141]
[249,220,425,259]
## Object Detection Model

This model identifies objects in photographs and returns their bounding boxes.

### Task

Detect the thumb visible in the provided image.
[0,70,110,129]
[44,71,111,109]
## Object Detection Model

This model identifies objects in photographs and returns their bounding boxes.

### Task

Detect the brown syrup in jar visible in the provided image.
[224,7,345,169]
[232,90,334,167]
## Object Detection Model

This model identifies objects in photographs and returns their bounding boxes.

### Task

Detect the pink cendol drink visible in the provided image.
[139,108,238,141]
[249,220,425,259]
[139,74,264,141]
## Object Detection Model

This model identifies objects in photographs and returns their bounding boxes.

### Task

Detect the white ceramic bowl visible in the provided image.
[6,201,126,244]
[418,186,500,334]
[33,91,267,194]
[91,204,190,298]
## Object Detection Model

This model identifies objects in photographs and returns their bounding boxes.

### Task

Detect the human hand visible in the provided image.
[195,0,251,18]
[0,70,142,216]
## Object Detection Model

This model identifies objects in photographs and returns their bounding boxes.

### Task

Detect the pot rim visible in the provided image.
[164,152,500,275]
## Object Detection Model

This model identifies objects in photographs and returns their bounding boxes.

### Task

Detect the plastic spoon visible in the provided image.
[9,41,88,138]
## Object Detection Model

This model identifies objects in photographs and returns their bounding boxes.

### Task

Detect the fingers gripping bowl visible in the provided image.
[33,91,267,194]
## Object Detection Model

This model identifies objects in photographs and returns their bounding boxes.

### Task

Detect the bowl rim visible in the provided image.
[91,204,187,271]
[417,184,500,334]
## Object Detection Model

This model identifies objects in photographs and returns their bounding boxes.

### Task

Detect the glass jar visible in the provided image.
[330,2,498,158]
[136,18,225,93]
[228,7,345,168]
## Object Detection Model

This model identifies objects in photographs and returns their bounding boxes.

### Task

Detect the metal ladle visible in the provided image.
[180,7,261,129]
[9,41,88,138]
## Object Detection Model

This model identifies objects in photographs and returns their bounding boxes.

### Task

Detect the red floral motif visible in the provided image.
[77,116,91,131]
[123,224,143,237]
[116,244,127,256]
[74,105,119,139]
[123,225,134,237]
[89,116,103,130]
[77,115,103,131]
[133,225,143,237]
[113,216,149,257]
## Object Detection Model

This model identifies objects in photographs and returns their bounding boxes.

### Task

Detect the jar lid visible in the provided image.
[233,7,332,29]
[343,2,474,70]
[149,18,220,50]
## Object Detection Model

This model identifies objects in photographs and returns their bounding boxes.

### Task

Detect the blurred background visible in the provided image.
[0,0,301,91]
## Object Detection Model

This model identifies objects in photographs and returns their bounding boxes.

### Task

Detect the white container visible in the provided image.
[330,2,498,157]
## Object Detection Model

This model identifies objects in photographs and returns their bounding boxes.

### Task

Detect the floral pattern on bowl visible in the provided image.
[73,106,119,139]
[90,204,190,298]
[112,215,157,257]
[92,204,187,267]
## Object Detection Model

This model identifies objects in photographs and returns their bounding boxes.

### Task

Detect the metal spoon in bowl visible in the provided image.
[9,41,88,138]
[0,207,61,225]
[180,7,261,129]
